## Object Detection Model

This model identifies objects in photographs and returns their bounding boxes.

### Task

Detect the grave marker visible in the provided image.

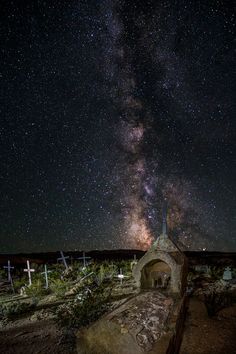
[24,260,35,286]
[77,251,91,269]
[3,260,15,293]
[57,251,69,269]
[3,260,14,282]
[130,254,138,270]
[41,264,52,289]
[223,267,232,281]
[116,268,129,285]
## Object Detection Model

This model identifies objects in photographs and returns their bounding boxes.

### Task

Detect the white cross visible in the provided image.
[41,264,52,289]
[3,260,14,282]
[116,268,129,285]
[131,254,138,270]
[108,262,116,275]
[24,260,35,286]
[57,251,69,269]
[77,251,91,269]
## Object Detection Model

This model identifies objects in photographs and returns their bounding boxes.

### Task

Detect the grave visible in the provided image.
[130,254,138,270]
[57,251,69,269]
[23,260,35,286]
[76,291,187,354]
[133,207,187,295]
[77,251,91,269]
[3,260,14,282]
[223,266,232,281]
[116,268,129,285]
[41,264,52,289]
[76,205,188,354]
[3,260,15,293]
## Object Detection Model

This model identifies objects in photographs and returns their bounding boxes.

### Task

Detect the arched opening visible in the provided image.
[140,259,171,290]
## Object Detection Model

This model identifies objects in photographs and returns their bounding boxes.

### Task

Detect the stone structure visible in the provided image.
[133,214,187,295]
[77,291,174,354]
[77,291,187,354]
[223,267,232,281]
[76,208,188,353]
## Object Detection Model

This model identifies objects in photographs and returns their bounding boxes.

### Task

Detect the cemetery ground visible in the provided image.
[180,264,236,354]
[0,252,236,353]
[0,256,139,354]
[180,297,236,354]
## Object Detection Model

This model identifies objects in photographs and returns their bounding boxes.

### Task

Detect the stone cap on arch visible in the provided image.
[152,234,181,252]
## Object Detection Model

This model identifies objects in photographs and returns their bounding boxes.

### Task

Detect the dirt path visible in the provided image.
[0,319,76,354]
[180,298,236,354]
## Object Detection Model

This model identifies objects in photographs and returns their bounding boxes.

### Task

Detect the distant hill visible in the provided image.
[0,249,145,267]
[0,249,236,267]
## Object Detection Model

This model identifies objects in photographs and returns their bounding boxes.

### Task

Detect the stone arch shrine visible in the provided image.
[133,215,187,295]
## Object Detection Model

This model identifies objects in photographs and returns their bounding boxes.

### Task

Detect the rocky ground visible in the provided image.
[1,273,236,354]
[1,295,236,354]
[180,297,236,354]
[0,295,77,354]
[0,317,76,354]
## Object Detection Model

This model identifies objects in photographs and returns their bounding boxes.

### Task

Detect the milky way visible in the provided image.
[0,0,235,253]
[106,0,235,251]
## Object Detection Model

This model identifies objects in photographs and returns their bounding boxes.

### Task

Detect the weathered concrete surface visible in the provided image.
[76,291,179,354]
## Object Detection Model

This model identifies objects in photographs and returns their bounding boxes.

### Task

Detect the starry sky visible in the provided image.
[0,0,235,253]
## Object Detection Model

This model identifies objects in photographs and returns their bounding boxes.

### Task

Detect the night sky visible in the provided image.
[0,0,235,253]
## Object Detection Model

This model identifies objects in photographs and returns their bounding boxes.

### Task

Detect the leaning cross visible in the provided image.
[57,251,69,269]
[116,268,129,285]
[24,260,35,286]
[77,251,91,269]
[41,264,52,289]
[3,260,14,282]
[79,272,94,283]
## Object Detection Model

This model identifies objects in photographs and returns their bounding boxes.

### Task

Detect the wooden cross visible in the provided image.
[80,271,94,283]
[77,251,91,269]
[24,260,35,286]
[130,254,138,270]
[41,264,52,289]
[116,268,129,285]
[3,260,14,282]
[57,251,69,269]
